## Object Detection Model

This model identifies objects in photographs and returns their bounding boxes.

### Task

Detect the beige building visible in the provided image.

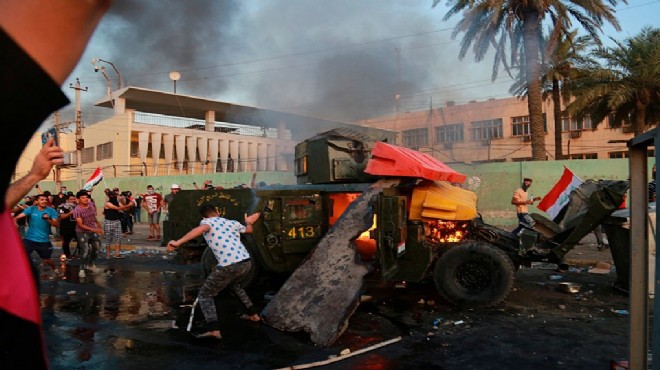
[358,97,637,163]
[14,87,394,185]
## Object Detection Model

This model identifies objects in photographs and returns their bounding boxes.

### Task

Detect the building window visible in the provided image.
[96,142,113,160]
[436,123,464,143]
[471,118,503,140]
[609,151,628,159]
[403,128,428,148]
[562,116,592,132]
[570,153,597,160]
[130,141,139,158]
[511,116,531,137]
[81,147,95,164]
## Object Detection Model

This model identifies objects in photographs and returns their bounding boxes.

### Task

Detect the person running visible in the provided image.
[72,190,103,278]
[142,185,163,240]
[14,194,60,275]
[167,206,261,339]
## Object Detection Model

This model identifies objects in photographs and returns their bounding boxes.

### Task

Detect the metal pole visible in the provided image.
[629,140,649,370]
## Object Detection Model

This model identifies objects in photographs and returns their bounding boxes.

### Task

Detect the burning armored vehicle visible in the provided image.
[165,128,627,344]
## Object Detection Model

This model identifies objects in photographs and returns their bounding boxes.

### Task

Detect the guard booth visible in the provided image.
[627,128,659,370]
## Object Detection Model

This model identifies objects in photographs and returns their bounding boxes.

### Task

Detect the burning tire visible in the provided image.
[201,245,259,288]
[433,241,514,308]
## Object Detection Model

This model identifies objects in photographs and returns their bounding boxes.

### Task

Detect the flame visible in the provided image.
[356,215,377,260]
[425,220,469,244]
[329,193,362,226]
[358,215,377,239]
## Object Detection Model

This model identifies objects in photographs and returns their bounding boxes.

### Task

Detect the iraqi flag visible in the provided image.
[537,166,584,219]
[0,210,48,369]
[83,167,103,191]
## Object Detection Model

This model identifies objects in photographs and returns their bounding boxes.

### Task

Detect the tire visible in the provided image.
[433,241,514,308]
[201,245,259,288]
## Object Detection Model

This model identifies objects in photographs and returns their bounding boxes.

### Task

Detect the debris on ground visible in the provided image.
[588,261,612,274]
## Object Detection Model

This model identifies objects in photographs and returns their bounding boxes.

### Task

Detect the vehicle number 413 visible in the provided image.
[286,226,319,239]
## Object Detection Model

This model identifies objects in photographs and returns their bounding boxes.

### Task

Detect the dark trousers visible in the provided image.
[121,212,133,233]
[60,228,77,257]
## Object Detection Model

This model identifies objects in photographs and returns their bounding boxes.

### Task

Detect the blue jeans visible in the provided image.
[512,213,533,235]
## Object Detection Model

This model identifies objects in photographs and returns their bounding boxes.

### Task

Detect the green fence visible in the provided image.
[31,159,649,227]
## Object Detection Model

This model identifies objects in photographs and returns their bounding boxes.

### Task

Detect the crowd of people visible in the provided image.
[9,182,176,277]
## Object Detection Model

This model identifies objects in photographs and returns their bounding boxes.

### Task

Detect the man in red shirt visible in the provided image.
[142,185,163,240]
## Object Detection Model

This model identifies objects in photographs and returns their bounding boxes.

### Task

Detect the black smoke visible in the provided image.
[71,1,486,123]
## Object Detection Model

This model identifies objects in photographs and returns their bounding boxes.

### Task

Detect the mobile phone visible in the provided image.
[41,127,59,147]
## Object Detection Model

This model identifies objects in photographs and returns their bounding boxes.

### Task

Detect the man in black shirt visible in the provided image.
[57,193,77,259]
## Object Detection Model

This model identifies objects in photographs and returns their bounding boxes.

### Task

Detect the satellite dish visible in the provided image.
[169,71,181,81]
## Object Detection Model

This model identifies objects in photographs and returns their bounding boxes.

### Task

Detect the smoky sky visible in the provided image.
[71,1,498,124]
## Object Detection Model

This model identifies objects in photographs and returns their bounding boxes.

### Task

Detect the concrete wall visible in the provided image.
[33,171,296,220]
[23,158,652,227]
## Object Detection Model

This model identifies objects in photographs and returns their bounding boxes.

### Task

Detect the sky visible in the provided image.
[59,0,660,128]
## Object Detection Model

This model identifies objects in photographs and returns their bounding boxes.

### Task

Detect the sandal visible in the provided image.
[113,255,125,259]
[192,331,222,340]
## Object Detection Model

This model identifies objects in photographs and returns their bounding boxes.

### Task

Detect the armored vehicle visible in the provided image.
[164,129,628,308]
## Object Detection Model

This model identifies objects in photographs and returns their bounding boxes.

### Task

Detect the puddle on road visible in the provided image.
[39,259,414,369]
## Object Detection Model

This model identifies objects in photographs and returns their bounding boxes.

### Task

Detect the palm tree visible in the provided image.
[568,27,660,135]
[511,30,596,159]
[435,0,623,160]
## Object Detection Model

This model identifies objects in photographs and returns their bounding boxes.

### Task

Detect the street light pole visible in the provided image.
[92,58,124,91]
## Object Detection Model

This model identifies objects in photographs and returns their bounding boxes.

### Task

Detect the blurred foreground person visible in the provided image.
[0,1,112,368]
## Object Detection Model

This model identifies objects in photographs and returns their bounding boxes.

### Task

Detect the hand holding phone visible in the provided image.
[41,127,59,147]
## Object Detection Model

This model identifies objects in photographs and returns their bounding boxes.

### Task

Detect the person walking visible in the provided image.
[72,190,104,278]
[511,178,540,235]
[162,184,181,222]
[133,193,143,224]
[142,185,163,240]
[167,206,261,339]
[103,188,131,259]
[57,193,78,259]
[14,193,60,275]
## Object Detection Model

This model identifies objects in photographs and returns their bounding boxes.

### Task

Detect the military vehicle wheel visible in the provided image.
[201,246,259,288]
[433,241,514,308]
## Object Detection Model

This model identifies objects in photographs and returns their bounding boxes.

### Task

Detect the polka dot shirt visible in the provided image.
[201,217,250,267]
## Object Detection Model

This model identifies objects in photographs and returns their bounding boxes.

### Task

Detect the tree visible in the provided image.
[435,0,623,160]
[511,30,596,159]
[568,27,660,135]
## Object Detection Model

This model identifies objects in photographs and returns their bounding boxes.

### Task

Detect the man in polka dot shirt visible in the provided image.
[167,205,261,340]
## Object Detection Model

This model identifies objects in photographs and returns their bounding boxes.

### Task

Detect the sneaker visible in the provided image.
[597,244,610,251]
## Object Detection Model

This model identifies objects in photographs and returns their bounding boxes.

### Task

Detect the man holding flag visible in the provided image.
[511,178,541,235]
